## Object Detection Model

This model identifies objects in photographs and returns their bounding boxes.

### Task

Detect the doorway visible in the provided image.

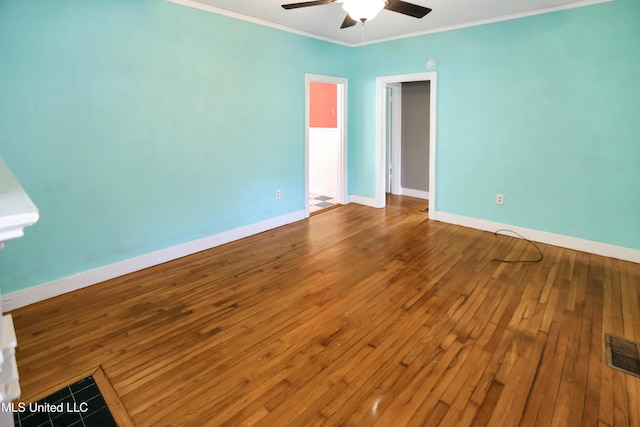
[305,74,348,217]
[376,72,437,218]
[393,81,431,200]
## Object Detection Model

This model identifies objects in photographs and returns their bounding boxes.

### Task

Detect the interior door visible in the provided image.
[385,83,402,194]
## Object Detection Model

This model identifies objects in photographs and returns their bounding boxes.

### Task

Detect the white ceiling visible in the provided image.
[169,0,605,46]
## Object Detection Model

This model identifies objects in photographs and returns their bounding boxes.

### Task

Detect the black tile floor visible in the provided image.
[309,193,338,213]
[13,376,117,427]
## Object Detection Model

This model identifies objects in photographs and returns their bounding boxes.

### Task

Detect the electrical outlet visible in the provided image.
[275,190,281,200]
[496,194,504,205]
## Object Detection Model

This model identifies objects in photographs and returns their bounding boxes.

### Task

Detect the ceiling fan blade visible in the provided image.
[282,0,335,10]
[384,0,432,18]
[340,14,358,29]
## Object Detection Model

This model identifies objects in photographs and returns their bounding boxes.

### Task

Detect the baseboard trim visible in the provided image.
[434,211,640,264]
[399,188,429,200]
[348,195,379,208]
[9,208,635,311]
[3,210,306,311]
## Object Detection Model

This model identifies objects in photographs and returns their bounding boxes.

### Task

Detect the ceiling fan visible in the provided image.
[281,0,432,29]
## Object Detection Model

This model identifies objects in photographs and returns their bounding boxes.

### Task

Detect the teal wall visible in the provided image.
[1,0,638,295]
[348,0,640,250]
[0,0,349,293]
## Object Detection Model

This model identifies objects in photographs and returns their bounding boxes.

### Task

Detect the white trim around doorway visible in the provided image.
[305,74,348,218]
[375,72,437,218]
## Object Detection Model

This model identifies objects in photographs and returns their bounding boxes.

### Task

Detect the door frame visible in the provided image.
[305,74,348,218]
[385,83,402,195]
[375,72,437,219]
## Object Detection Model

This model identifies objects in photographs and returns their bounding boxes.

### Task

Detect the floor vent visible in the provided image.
[605,333,640,377]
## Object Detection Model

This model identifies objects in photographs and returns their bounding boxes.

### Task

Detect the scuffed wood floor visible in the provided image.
[10,195,640,426]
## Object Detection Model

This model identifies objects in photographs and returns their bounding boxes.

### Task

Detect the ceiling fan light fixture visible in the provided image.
[342,0,386,22]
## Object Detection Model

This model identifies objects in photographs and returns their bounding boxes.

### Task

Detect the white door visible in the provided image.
[385,83,402,195]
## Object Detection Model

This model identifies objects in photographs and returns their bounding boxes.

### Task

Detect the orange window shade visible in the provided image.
[310,82,337,128]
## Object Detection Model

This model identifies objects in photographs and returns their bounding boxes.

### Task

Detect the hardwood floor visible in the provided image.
[9,196,640,426]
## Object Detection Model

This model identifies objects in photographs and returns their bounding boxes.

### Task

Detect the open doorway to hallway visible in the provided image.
[305,74,348,217]
[386,81,431,213]
[376,72,437,219]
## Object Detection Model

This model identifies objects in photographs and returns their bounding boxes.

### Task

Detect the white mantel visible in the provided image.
[0,158,39,247]
[0,157,39,425]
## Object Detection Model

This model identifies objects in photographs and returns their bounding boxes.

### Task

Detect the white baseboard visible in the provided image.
[348,195,379,208]
[8,207,635,312]
[399,188,429,200]
[2,210,306,312]
[434,211,640,264]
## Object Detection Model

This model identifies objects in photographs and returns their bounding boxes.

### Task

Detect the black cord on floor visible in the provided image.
[491,229,544,263]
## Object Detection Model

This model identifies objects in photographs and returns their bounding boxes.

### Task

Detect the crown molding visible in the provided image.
[167,0,612,48]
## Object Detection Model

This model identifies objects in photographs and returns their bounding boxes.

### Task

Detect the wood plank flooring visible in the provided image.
[9,195,640,426]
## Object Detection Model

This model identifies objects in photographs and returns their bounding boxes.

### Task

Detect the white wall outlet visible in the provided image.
[496,194,504,205]
[275,190,281,200]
